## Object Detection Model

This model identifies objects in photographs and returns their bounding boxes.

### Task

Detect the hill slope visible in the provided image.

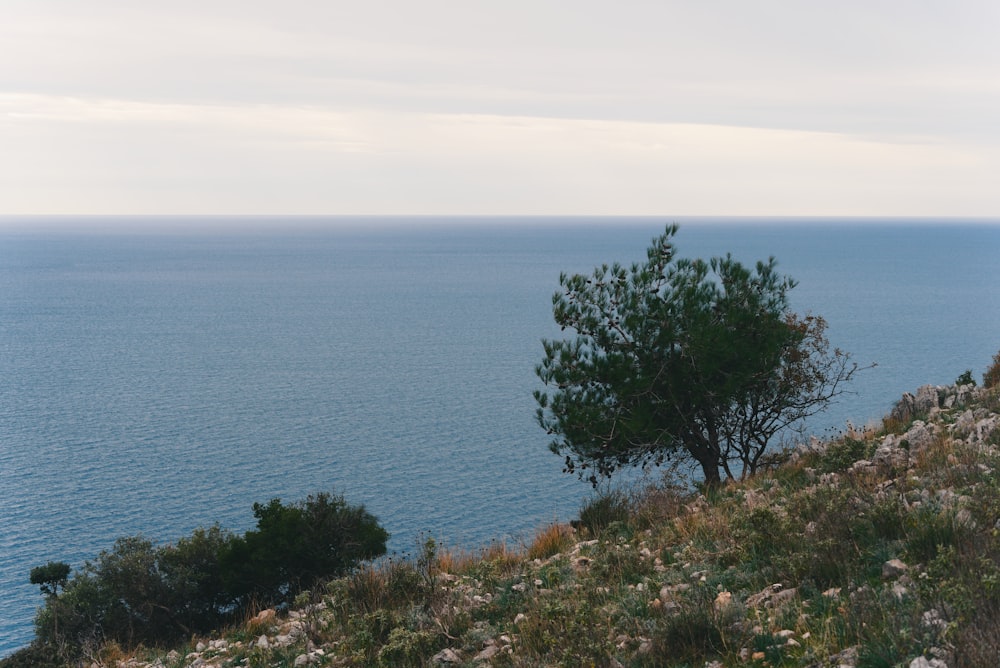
[8,382,1000,668]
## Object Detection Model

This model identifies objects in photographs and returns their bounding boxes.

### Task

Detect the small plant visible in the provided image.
[905,505,963,563]
[817,436,871,472]
[956,369,977,387]
[576,490,631,536]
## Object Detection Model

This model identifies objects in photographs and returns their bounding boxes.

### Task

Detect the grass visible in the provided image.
[8,383,1000,667]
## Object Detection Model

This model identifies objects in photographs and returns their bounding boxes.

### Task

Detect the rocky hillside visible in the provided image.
[10,382,1000,668]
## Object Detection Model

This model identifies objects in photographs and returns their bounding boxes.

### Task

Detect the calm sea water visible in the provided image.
[1,217,998,655]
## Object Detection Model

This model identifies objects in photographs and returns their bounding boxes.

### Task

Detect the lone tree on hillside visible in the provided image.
[535,224,861,486]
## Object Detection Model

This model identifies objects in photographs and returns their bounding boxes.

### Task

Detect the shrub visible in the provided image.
[956,369,977,387]
[31,490,387,657]
[817,436,871,473]
[651,594,725,661]
[222,492,389,607]
[576,491,631,536]
[905,505,965,563]
[0,642,65,668]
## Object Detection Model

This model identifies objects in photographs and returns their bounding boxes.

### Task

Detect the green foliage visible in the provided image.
[0,642,65,668]
[904,505,963,563]
[376,627,440,667]
[651,593,725,661]
[29,491,386,658]
[29,562,70,598]
[223,492,388,607]
[817,436,871,473]
[955,369,976,386]
[536,224,859,486]
[576,490,631,536]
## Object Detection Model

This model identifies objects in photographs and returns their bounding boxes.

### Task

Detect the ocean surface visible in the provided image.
[1,217,998,655]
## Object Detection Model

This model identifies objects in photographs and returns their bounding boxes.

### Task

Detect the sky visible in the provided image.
[2,1,999,216]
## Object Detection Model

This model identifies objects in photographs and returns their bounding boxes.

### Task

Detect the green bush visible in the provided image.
[956,369,977,387]
[30,491,387,657]
[817,437,871,473]
[0,642,65,668]
[222,492,388,607]
[576,490,631,536]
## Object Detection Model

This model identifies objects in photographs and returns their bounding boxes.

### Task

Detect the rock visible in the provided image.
[660,583,691,601]
[922,609,948,632]
[829,645,859,667]
[910,657,948,668]
[747,583,797,609]
[514,613,528,624]
[768,587,797,608]
[873,439,909,471]
[293,654,312,667]
[883,559,908,579]
[746,583,782,608]
[195,641,207,652]
[256,634,270,649]
[902,423,935,452]
[953,410,976,437]
[975,415,1000,443]
[432,648,462,663]
[915,385,940,413]
[850,459,874,473]
[956,383,976,406]
[474,644,500,662]
[892,393,916,422]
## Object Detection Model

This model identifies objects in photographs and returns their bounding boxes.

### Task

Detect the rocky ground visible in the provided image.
[32,381,1000,667]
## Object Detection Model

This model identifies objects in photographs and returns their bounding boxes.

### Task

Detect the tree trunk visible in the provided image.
[699,458,722,488]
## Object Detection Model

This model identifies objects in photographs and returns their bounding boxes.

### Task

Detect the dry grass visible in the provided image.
[526,523,575,560]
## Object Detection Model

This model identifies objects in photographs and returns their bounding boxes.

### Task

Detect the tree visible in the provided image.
[30,561,71,598]
[30,561,71,640]
[535,224,860,486]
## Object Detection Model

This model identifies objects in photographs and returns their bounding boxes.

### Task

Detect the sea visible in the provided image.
[1,217,998,656]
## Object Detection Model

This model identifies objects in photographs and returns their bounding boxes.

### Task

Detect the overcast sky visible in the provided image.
[2,1,999,216]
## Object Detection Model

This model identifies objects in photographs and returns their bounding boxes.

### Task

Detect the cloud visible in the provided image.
[2,1,999,214]
[3,92,996,215]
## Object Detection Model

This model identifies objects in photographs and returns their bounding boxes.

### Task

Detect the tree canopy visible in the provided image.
[535,224,860,486]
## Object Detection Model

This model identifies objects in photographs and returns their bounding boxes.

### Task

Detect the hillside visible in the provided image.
[7,380,1000,668]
